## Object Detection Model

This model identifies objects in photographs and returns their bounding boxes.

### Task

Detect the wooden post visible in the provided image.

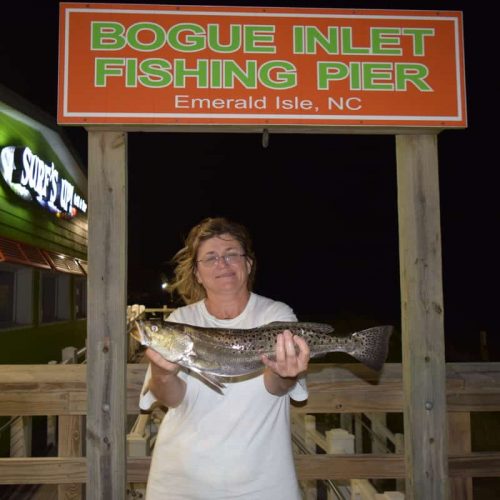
[448,413,472,499]
[395,433,405,494]
[396,134,448,499]
[58,415,83,500]
[47,360,58,451]
[303,415,317,500]
[326,429,354,500]
[367,412,388,492]
[291,414,317,499]
[87,130,128,499]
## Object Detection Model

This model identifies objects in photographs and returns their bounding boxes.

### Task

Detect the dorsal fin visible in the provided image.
[263,321,334,334]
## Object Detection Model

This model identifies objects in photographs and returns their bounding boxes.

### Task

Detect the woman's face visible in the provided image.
[194,233,252,297]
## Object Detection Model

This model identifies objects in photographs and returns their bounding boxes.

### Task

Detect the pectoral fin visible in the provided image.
[189,366,226,392]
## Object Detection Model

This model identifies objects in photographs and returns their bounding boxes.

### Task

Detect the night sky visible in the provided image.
[1,1,497,360]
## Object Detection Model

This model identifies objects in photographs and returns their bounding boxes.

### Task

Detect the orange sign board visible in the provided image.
[58,3,466,127]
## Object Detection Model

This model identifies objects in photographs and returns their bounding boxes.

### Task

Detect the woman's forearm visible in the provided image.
[263,368,297,396]
[149,370,186,408]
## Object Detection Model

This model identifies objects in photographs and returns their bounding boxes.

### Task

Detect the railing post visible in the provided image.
[303,415,318,500]
[326,428,354,500]
[448,413,472,500]
[62,346,78,364]
[395,433,405,494]
[368,412,388,492]
[58,415,83,499]
[127,413,152,499]
[291,413,316,499]
[47,360,58,451]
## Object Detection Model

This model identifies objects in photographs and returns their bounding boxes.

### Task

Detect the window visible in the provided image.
[41,273,56,323]
[41,271,70,323]
[0,269,14,326]
[0,263,33,328]
[75,276,87,319]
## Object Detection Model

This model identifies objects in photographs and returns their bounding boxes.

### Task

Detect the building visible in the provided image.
[0,84,88,363]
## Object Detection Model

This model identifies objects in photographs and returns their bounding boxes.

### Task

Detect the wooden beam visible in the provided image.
[86,124,444,135]
[87,131,128,499]
[0,457,87,484]
[3,453,500,484]
[2,363,500,415]
[396,134,448,499]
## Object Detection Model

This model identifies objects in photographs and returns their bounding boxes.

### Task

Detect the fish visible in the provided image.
[131,320,392,390]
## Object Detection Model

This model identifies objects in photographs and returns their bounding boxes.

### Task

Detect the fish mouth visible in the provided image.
[129,320,147,345]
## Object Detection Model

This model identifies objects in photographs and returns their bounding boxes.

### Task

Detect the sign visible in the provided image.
[0,146,87,219]
[58,4,466,128]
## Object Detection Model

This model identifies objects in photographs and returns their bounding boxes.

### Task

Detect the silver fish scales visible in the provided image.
[131,320,392,390]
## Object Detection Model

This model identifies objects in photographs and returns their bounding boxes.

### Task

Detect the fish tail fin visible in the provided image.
[350,325,393,371]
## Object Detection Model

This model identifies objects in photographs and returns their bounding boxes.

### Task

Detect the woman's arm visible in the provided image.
[145,348,187,408]
[261,330,310,396]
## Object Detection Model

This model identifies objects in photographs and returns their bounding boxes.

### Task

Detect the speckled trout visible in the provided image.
[131,320,392,389]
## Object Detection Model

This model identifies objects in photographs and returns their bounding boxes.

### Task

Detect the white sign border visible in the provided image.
[62,7,465,124]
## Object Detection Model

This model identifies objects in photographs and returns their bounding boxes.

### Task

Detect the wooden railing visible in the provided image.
[1,362,500,497]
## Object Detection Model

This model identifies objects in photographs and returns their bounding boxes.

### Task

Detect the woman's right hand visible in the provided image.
[145,348,180,378]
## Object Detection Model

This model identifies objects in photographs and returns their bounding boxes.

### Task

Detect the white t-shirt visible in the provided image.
[140,293,308,500]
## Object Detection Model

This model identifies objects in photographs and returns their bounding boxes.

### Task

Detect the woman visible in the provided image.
[140,217,310,500]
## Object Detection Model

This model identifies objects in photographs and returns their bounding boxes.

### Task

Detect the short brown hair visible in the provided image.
[168,217,257,304]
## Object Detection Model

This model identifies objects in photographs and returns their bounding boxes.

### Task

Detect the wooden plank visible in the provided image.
[87,130,128,500]
[2,363,500,415]
[449,452,500,477]
[127,453,500,481]
[3,362,500,391]
[293,388,404,413]
[447,393,500,412]
[0,458,87,484]
[396,134,448,499]
[0,364,86,385]
[448,413,472,500]
[0,394,69,416]
[58,416,83,499]
[296,454,406,480]
[2,453,500,484]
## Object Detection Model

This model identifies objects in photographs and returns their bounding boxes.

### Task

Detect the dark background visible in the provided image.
[1,1,497,360]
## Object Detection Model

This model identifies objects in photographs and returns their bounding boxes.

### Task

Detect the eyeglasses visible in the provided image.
[197,253,246,268]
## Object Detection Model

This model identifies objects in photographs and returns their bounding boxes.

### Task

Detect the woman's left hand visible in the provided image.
[261,330,310,378]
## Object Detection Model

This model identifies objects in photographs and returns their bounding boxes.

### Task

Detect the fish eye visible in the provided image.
[151,325,158,333]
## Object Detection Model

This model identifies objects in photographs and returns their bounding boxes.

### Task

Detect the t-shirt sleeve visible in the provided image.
[288,374,308,402]
[263,300,297,323]
[139,363,155,411]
